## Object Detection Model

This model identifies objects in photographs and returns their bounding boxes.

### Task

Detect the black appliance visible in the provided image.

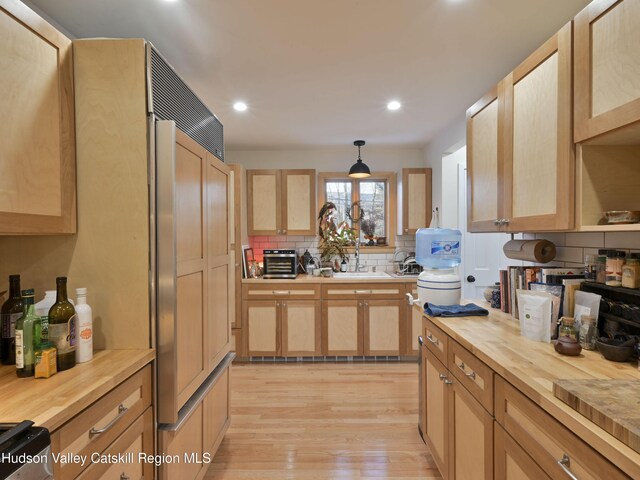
[0,421,53,479]
[263,249,298,279]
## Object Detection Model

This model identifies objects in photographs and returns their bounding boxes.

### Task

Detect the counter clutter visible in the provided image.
[420,301,640,479]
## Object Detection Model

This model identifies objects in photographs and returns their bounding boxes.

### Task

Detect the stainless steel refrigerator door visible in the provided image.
[155,119,179,425]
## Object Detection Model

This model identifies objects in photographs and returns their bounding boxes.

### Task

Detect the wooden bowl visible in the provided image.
[596,338,634,362]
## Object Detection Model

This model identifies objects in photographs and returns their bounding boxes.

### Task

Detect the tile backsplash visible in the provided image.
[248,235,417,273]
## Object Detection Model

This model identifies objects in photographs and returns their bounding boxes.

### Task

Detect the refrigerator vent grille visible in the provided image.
[149,46,224,161]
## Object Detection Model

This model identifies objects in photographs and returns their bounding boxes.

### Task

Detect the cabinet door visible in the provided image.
[159,403,204,480]
[207,154,232,371]
[203,364,231,458]
[575,0,640,142]
[0,0,76,234]
[245,300,279,356]
[424,352,449,479]
[405,283,420,355]
[322,300,363,356]
[494,423,552,480]
[449,381,494,480]
[466,85,504,232]
[281,300,321,356]
[175,130,209,411]
[247,169,281,235]
[402,168,432,234]
[503,22,574,231]
[364,299,401,356]
[282,169,316,235]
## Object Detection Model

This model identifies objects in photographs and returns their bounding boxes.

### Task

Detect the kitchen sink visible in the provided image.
[333,271,392,279]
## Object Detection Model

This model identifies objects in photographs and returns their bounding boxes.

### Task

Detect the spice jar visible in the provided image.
[584,254,597,281]
[578,315,597,350]
[34,342,57,378]
[596,249,609,283]
[559,316,576,340]
[606,250,626,286]
[622,253,640,289]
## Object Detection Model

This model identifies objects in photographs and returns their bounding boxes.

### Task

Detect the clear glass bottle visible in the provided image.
[48,277,77,371]
[15,289,42,378]
[35,290,56,342]
[584,254,597,281]
[595,249,609,283]
[606,250,626,286]
[559,316,576,340]
[578,315,597,350]
[1,275,23,365]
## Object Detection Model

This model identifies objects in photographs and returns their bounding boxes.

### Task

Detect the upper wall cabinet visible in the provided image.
[466,84,504,233]
[400,168,432,235]
[0,0,76,234]
[574,0,640,143]
[247,169,316,236]
[467,22,574,232]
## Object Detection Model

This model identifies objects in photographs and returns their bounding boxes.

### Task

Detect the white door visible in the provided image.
[442,147,519,299]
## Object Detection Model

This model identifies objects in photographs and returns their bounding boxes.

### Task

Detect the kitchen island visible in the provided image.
[420,302,640,479]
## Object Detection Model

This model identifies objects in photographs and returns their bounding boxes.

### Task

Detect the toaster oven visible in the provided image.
[263,249,298,279]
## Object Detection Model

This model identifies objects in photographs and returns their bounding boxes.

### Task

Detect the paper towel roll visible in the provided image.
[502,239,556,263]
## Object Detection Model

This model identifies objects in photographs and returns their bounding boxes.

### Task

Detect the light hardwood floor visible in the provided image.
[205,362,442,479]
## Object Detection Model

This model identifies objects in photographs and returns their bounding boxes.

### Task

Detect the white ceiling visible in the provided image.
[28,0,591,150]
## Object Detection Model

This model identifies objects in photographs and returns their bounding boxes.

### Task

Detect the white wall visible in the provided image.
[226,146,425,173]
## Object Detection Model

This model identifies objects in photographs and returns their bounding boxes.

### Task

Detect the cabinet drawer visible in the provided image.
[495,377,629,480]
[52,365,152,480]
[494,423,552,480]
[322,283,404,300]
[243,283,320,300]
[422,318,447,365]
[449,340,494,414]
[76,407,154,480]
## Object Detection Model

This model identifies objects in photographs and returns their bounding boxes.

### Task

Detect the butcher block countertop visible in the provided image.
[423,302,640,477]
[0,349,154,431]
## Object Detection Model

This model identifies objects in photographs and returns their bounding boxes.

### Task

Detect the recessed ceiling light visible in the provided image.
[387,100,401,111]
[233,101,248,112]
[163,0,179,2]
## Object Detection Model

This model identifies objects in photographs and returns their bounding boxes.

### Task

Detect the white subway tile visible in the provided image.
[565,232,605,248]
[535,232,566,246]
[554,247,584,263]
[604,232,640,250]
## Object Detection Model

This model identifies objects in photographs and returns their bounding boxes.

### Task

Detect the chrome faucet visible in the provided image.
[355,238,360,273]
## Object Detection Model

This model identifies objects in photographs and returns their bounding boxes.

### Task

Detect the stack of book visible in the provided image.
[498,266,585,318]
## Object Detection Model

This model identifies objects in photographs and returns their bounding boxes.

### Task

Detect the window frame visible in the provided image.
[317,172,397,250]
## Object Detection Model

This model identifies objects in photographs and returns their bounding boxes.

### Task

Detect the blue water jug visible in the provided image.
[415,228,462,269]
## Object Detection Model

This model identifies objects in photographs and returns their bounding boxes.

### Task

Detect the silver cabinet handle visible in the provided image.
[439,373,447,381]
[273,291,291,295]
[503,218,510,225]
[494,219,501,225]
[354,290,373,295]
[120,475,130,480]
[557,454,579,480]
[364,301,368,307]
[404,228,408,233]
[426,334,439,346]
[443,379,453,385]
[457,362,476,380]
[282,229,287,234]
[90,404,128,436]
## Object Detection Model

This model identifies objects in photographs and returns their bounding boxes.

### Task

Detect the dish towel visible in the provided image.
[424,303,489,317]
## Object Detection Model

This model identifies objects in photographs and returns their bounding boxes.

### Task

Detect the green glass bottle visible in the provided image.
[48,277,77,371]
[15,289,42,378]
[1,275,23,365]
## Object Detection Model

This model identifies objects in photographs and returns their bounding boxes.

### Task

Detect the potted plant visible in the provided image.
[317,202,356,268]
[360,219,376,246]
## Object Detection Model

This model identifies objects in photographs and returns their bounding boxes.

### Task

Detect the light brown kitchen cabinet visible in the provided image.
[494,377,629,480]
[494,424,552,480]
[247,169,316,236]
[364,299,402,355]
[229,164,249,329]
[322,299,362,356]
[282,300,322,356]
[466,84,504,233]
[574,0,640,143]
[422,317,494,480]
[245,300,279,356]
[0,0,76,234]
[467,22,574,232]
[401,168,432,234]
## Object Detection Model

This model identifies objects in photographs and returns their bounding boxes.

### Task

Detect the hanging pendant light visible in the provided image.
[348,140,371,178]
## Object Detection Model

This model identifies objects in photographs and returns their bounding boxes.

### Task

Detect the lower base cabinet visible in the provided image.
[159,360,231,480]
[494,423,551,480]
[423,346,448,478]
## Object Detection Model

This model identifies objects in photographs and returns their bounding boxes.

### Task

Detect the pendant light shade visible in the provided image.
[348,140,371,178]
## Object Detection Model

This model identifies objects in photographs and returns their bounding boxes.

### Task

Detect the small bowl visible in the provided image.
[596,338,635,362]
[603,210,640,224]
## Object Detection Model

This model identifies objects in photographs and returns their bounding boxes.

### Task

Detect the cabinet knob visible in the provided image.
[494,219,501,225]
[282,229,287,234]
[438,373,448,381]
[404,228,408,233]
[466,275,476,283]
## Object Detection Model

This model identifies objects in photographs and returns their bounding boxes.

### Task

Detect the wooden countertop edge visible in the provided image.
[423,305,640,476]
[242,276,418,284]
[0,349,154,432]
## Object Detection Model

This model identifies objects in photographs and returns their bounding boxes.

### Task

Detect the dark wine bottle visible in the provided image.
[48,277,77,371]
[1,275,23,365]
[16,289,42,378]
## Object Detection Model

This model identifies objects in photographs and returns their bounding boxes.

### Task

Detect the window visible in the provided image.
[318,172,397,248]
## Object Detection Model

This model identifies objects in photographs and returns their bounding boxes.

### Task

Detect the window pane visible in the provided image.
[359,181,386,242]
[325,181,352,227]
